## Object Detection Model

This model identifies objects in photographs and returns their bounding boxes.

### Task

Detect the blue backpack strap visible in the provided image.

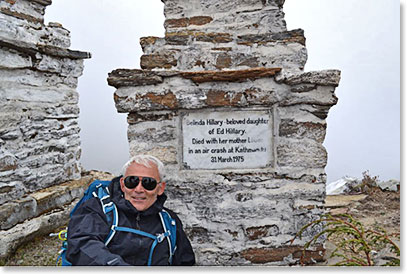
[70,180,112,217]
[93,183,119,246]
[159,210,177,265]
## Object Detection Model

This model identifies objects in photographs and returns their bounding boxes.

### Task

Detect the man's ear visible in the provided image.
[158,181,166,195]
[120,177,125,192]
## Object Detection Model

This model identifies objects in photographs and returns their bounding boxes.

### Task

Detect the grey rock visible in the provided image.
[377,179,399,192]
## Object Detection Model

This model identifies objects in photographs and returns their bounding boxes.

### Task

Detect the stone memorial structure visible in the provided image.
[0,0,93,259]
[108,0,340,265]
[0,0,341,265]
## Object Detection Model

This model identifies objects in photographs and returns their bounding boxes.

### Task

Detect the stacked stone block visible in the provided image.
[0,0,90,259]
[141,0,306,72]
[108,0,340,265]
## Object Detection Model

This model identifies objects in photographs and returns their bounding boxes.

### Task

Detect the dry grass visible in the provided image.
[1,225,66,266]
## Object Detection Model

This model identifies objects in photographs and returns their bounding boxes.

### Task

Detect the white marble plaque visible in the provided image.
[182,110,273,169]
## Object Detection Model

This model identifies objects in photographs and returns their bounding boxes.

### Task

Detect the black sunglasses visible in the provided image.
[123,176,159,191]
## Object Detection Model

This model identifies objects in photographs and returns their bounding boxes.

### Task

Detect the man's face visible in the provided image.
[120,162,166,211]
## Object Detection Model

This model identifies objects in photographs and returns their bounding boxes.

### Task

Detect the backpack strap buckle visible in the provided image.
[156,230,171,243]
[156,233,166,243]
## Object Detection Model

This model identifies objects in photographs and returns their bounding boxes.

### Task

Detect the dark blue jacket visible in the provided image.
[66,177,195,266]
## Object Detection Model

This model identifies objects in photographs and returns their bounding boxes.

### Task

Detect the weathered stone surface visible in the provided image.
[165,33,190,45]
[325,194,368,209]
[140,53,177,69]
[145,92,178,108]
[283,70,341,87]
[110,67,282,89]
[290,83,317,93]
[241,245,324,264]
[0,0,89,215]
[140,38,305,71]
[108,69,164,88]
[0,0,46,24]
[279,119,327,143]
[0,15,66,48]
[0,46,32,69]
[215,53,232,69]
[205,90,244,106]
[31,0,52,6]
[113,75,288,113]
[195,32,233,43]
[277,139,328,168]
[0,171,115,259]
[237,29,306,46]
[164,31,233,45]
[140,36,159,51]
[162,0,286,18]
[129,144,178,165]
[0,197,36,230]
[378,179,400,192]
[308,104,332,120]
[127,111,176,124]
[165,16,213,28]
[0,152,18,172]
[0,206,72,260]
[245,225,279,240]
[37,44,91,59]
[181,67,281,83]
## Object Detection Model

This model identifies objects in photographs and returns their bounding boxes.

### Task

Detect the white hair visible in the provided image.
[121,154,165,181]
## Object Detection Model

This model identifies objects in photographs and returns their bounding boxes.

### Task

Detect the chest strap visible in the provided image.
[112,225,171,266]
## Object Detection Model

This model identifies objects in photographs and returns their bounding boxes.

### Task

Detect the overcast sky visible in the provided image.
[44,0,401,183]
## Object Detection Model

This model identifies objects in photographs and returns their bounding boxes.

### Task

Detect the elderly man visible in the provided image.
[66,155,195,266]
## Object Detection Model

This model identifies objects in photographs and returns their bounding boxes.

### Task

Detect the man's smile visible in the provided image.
[131,196,146,201]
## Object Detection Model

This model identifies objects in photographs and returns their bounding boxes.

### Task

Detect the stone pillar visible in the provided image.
[0,0,92,259]
[108,0,340,265]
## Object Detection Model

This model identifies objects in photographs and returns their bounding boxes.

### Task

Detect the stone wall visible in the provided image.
[108,0,340,266]
[0,0,91,259]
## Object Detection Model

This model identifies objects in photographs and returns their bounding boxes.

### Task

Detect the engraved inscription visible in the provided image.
[182,111,272,169]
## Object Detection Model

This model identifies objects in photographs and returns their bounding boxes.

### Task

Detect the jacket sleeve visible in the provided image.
[66,198,130,266]
[171,213,196,266]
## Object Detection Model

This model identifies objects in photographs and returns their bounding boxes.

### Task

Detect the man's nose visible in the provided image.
[134,177,145,192]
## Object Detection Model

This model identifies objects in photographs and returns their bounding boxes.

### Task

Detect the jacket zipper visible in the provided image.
[136,214,140,230]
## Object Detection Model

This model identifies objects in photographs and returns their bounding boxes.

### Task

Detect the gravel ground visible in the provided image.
[1,225,67,266]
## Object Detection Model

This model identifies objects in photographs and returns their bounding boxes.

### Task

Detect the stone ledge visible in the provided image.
[180,67,282,83]
[108,69,179,88]
[30,0,52,6]
[109,68,340,89]
[0,176,89,230]
[325,194,368,208]
[0,171,114,230]
[0,201,73,260]
[0,38,91,61]
[108,67,282,88]
[282,70,341,87]
[111,69,340,113]
[0,170,115,259]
